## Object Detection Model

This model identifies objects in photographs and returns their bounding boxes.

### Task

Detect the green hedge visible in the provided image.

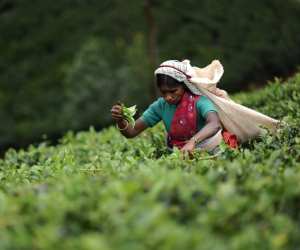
[0,73,299,249]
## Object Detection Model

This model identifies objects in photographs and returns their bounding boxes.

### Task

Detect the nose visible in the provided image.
[165,94,173,103]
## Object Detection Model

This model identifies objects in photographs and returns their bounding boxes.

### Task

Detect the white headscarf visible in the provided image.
[154,59,224,95]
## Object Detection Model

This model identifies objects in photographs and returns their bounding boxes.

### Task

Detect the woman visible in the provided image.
[111,60,232,154]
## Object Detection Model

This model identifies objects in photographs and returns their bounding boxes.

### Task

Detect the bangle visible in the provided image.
[116,120,129,131]
[191,136,198,144]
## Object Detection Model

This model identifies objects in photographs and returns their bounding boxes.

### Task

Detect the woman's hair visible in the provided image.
[156,74,184,89]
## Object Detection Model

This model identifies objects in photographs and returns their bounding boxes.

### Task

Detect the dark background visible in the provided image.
[0,0,300,151]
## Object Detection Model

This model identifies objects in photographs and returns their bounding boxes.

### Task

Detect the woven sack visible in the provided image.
[188,60,279,143]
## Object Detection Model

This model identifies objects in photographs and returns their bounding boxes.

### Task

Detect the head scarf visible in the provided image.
[154,59,225,95]
[154,59,201,94]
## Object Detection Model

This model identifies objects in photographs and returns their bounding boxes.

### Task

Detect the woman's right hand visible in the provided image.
[111,103,148,137]
[111,103,124,122]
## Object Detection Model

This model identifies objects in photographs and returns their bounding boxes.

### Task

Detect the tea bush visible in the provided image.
[0,74,299,250]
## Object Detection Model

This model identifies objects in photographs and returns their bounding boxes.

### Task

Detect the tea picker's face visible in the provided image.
[159,85,185,105]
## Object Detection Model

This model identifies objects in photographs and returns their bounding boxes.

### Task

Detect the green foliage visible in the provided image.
[0,71,299,249]
[121,104,138,127]
[0,0,110,146]
[0,0,149,147]
[62,34,151,130]
[156,0,300,91]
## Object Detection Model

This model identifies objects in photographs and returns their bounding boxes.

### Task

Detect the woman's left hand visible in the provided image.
[180,140,196,155]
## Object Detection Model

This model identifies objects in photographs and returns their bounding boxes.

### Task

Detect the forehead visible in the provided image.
[159,85,182,92]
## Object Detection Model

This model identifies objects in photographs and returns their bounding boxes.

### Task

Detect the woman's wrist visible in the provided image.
[116,119,128,131]
[190,136,198,144]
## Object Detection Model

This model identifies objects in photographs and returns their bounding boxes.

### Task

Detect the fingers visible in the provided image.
[182,151,189,160]
[180,145,193,153]
[111,104,122,111]
[112,114,123,120]
[111,104,123,121]
[111,106,122,115]
[180,150,193,160]
[180,147,194,160]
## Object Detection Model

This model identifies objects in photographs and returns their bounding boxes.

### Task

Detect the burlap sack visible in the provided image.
[189,60,279,143]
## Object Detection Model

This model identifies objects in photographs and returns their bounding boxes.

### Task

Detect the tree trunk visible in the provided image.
[144,0,159,98]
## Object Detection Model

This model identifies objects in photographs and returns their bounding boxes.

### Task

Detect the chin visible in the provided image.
[168,100,179,105]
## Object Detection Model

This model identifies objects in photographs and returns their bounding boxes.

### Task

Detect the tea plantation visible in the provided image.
[0,74,299,250]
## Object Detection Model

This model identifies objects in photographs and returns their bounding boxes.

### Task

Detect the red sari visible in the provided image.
[167,92,238,149]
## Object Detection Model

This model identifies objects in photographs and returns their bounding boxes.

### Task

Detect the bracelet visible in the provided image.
[191,136,198,144]
[116,120,129,131]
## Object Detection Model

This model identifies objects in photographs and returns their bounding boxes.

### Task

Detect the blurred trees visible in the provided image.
[63,34,151,131]
[0,0,300,149]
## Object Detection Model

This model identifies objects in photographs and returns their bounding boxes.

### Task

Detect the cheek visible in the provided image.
[176,90,185,98]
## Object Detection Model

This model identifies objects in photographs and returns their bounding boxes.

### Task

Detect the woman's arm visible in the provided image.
[116,118,148,138]
[181,112,222,153]
[111,104,148,138]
